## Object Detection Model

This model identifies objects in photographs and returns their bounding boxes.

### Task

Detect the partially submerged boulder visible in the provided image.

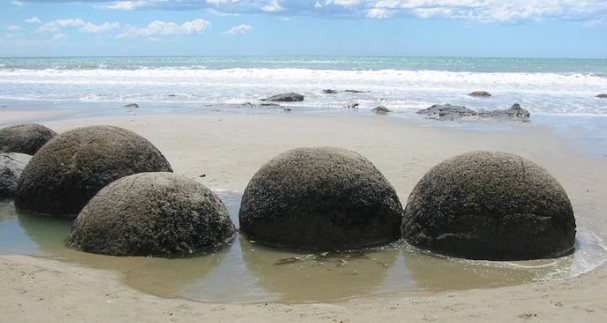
[479,103,530,120]
[401,151,576,260]
[0,123,57,155]
[68,172,236,257]
[239,147,403,251]
[15,125,173,217]
[469,91,492,97]
[417,104,477,120]
[261,93,304,102]
[0,153,31,197]
[417,103,530,122]
[596,93,607,99]
[372,106,391,114]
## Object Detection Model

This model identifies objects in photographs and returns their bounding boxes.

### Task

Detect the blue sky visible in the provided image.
[1,0,606,58]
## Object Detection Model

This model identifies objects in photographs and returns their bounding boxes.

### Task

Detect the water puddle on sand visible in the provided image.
[1,193,606,304]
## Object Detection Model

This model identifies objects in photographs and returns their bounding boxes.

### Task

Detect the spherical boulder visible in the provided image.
[68,172,236,257]
[401,151,576,260]
[239,147,403,251]
[0,123,57,155]
[15,125,173,217]
[0,153,31,197]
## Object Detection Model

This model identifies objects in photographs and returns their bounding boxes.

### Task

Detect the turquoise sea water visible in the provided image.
[1,55,606,155]
[1,56,606,73]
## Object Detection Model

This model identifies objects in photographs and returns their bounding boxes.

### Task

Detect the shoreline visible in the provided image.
[2,111,607,321]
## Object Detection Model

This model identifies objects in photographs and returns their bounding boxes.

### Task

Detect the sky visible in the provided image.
[0,0,606,58]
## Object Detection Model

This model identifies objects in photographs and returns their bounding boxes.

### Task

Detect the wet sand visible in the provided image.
[2,111,607,322]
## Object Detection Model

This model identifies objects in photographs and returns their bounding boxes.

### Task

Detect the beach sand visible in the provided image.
[2,111,607,322]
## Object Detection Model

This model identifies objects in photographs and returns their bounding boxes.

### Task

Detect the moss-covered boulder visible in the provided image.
[15,125,172,217]
[239,147,403,251]
[68,172,236,257]
[401,151,576,260]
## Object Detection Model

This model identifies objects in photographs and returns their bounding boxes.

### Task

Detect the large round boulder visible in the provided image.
[0,123,57,155]
[239,147,403,251]
[68,172,236,257]
[15,125,173,217]
[401,151,576,260]
[0,153,31,197]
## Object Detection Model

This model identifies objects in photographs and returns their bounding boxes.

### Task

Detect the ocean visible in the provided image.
[1,55,607,154]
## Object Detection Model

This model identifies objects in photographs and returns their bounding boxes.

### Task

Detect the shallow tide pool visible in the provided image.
[1,192,606,304]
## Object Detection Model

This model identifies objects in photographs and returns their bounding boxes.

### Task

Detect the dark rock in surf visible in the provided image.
[0,123,57,155]
[124,103,139,108]
[323,89,338,94]
[0,153,31,197]
[372,106,391,114]
[417,103,530,122]
[15,125,173,217]
[417,104,477,120]
[239,147,403,251]
[401,151,576,260]
[478,103,530,120]
[261,93,304,102]
[343,102,359,109]
[469,91,492,97]
[68,172,236,257]
[597,93,607,98]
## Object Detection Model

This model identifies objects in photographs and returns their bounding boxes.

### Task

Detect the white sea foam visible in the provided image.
[0,68,605,116]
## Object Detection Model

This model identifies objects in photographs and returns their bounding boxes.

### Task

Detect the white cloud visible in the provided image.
[262,0,284,12]
[19,0,607,25]
[11,1,25,6]
[39,19,86,32]
[80,22,121,33]
[38,19,120,34]
[102,1,146,10]
[116,19,211,39]
[99,0,168,10]
[224,24,252,34]
[325,0,363,7]
[7,25,22,32]
[367,8,388,19]
[412,7,453,19]
[25,17,42,24]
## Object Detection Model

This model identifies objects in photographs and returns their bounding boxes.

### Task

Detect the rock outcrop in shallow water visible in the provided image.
[469,91,492,97]
[239,147,403,251]
[401,151,576,261]
[15,125,173,217]
[417,103,530,121]
[372,106,391,114]
[261,93,304,102]
[68,172,236,257]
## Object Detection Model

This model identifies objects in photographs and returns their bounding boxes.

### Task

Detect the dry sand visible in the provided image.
[2,111,607,322]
